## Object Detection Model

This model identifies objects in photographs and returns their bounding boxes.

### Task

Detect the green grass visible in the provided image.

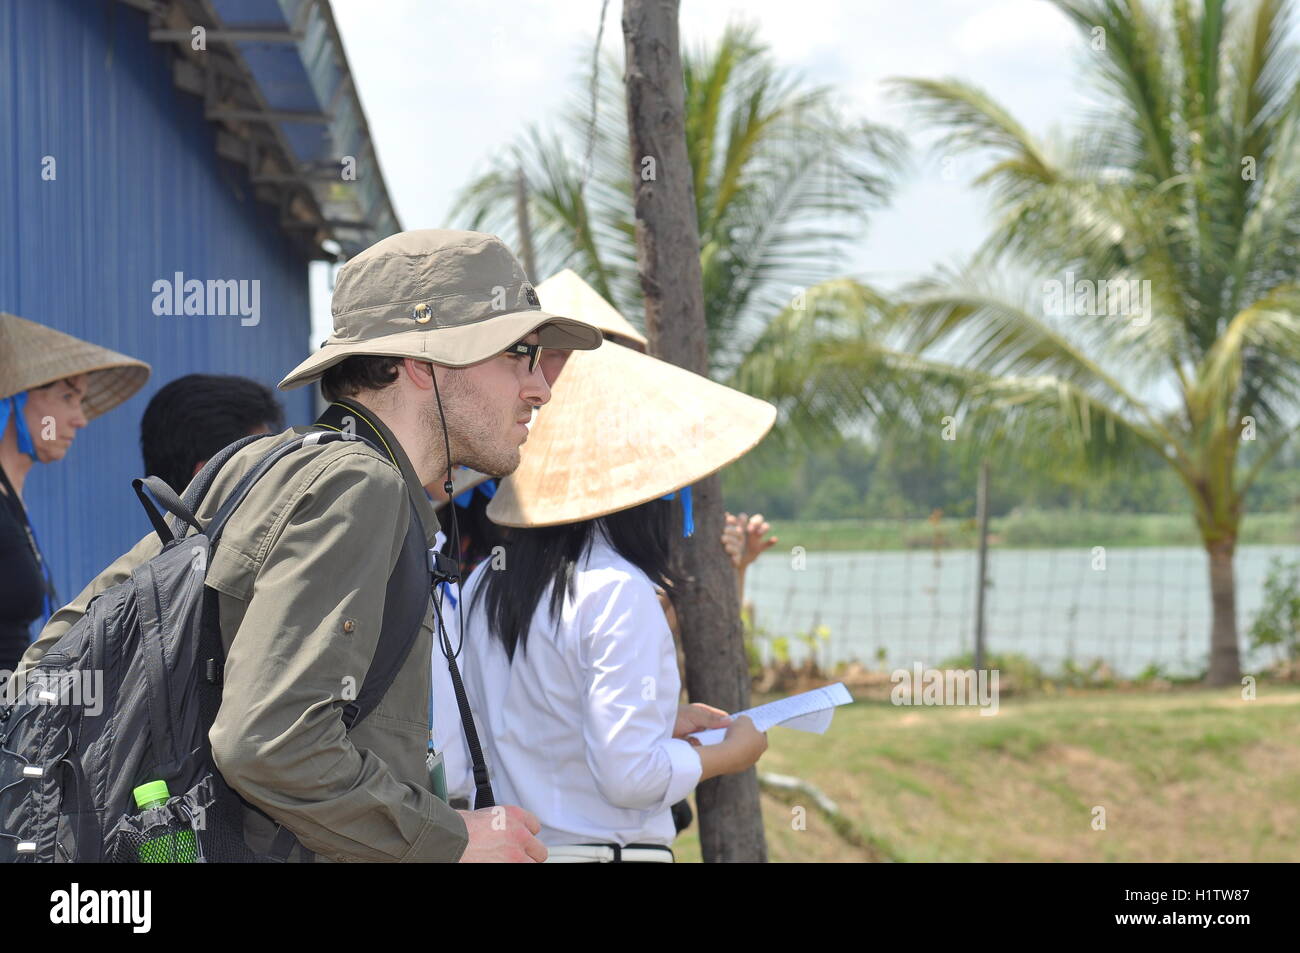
[671,683,1300,862]
[766,509,1300,552]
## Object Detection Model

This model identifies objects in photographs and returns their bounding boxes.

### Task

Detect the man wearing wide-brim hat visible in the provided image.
[14,229,603,862]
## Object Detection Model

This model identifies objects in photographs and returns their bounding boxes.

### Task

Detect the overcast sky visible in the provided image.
[311,0,1094,342]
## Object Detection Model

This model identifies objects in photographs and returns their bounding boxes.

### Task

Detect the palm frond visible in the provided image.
[1193,283,1300,433]
[886,76,1057,209]
[1052,0,1179,181]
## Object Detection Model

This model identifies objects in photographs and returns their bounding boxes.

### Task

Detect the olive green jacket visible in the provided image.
[15,398,468,862]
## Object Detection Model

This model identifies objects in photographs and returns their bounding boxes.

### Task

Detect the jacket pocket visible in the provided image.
[370,612,434,732]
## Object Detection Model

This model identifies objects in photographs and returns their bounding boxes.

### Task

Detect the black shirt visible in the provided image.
[0,481,45,674]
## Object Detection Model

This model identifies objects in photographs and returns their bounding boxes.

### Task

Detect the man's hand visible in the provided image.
[457,805,548,863]
[674,702,732,746]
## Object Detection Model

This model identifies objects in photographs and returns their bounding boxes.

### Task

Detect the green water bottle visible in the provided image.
[132,780,198,863]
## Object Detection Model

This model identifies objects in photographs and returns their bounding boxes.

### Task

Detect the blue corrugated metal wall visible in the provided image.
[0,0,316,605]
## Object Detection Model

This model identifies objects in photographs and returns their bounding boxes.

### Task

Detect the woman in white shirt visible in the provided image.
[444,338,778,862]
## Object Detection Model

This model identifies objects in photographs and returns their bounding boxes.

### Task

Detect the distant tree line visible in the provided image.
[724,432,1300,522]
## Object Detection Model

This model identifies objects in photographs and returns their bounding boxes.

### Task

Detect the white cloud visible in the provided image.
[952,0,1077,57]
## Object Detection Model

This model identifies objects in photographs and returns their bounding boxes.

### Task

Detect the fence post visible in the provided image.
[974,459,990,672]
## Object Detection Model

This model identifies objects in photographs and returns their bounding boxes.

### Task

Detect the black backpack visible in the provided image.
[0,429,488,862]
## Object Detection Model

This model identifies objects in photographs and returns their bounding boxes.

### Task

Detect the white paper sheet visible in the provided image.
[689,682,853,746]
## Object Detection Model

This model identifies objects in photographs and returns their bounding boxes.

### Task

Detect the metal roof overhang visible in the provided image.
[117,0,401,260]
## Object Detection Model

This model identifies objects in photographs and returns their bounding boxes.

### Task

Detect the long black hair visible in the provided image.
[470,496,684,662]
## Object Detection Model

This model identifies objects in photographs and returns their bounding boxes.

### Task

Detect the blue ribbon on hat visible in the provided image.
[660,485,695,537]
[1,393,39,461]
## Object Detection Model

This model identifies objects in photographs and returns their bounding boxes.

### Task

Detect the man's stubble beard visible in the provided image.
[422,369,521,480]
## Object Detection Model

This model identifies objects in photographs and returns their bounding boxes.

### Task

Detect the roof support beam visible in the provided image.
[206,108,331,123]
[149,28,303,43]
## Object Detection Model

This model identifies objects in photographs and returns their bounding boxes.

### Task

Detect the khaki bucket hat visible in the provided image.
[487,341,776,528]
[535,269,648,349]
[279,229,603,390]
[0,313,151,419]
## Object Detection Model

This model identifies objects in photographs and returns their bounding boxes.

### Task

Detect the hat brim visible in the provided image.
[535,269,649,347]
[0,313,151,420]
[278,310,602,391]
[72,363,152,420]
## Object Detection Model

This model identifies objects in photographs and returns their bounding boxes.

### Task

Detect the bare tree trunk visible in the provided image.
[622,0,767,863]
[1206,536,1241,686]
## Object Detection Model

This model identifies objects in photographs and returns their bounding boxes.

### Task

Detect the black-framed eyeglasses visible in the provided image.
[505,340,543,373]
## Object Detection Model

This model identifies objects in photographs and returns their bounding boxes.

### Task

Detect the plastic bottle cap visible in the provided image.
[133,780,171,809]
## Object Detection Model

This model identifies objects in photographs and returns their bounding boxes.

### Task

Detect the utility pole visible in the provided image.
[622,0,767,863]
[514,166,537,280]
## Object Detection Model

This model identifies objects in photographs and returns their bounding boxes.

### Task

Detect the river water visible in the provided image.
[744,544,1300,678]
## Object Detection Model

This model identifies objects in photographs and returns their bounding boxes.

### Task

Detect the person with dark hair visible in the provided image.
[0,313,149,675]
[140,374,285,495]
[444,339,777,862]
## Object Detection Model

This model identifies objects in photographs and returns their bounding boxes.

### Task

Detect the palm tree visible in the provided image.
[890,0,1300,685]
[448,21,906,449]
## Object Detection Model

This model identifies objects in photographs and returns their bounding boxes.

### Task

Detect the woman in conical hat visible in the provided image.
[444,339,776,861]
[0,313,150,672]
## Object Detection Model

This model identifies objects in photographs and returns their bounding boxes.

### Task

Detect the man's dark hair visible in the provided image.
[469,497,684,662]
[320,355,403,402]
[140,374,285,494]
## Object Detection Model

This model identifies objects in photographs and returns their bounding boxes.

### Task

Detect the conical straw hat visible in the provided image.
[487,341,776,528]
[0,313,150,419]
[535,269,648,348]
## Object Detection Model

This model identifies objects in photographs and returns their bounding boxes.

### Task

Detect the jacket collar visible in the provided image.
[309,396,443,549]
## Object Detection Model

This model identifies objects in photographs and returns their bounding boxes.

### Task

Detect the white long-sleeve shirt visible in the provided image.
[434,527,702,846]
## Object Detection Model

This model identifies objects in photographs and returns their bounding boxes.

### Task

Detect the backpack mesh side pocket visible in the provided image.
[104,773,255,863]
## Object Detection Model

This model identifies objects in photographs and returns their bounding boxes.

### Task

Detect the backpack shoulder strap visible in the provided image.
[133,434,278,546]
[200,429,430,717]
[177,434,276,531]
[204,432,341,545]
[341,489,430,729]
